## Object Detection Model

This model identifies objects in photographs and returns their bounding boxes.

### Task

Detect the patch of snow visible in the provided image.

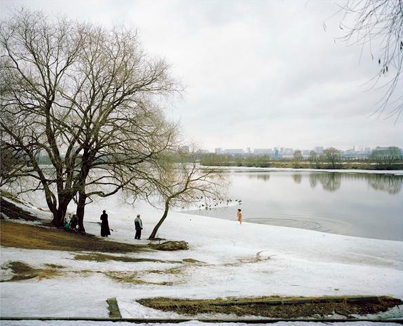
[0,264,14,282]
[1,193,403,319]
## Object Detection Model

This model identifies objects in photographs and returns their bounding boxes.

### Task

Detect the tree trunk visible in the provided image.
[76,154,90,233]
[51,198,70,227]
[76,190,87,233]
[149,199,170,240]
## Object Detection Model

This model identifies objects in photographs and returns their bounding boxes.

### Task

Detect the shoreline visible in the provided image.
[201,165,403,175]
[181,209,403,244]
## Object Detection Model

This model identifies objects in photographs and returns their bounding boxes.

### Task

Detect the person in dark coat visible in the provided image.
[100,210,111,237]
[134,214,143,240]
[70,214,78,231]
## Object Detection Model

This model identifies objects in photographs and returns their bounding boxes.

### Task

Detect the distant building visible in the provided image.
[283,148,293,155]
[223,149,245,155]
[215,148,223,154]
[274,148,280,158]
[371,146,403,157]
[180,146,190,153]
[253,148,273,155]
[374,146,389,151]
[314,146,324,154]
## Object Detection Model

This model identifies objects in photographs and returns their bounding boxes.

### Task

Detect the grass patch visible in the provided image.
[137,295,403,318]
[182,258,204,264]
[145,266,185,276]
[74,253,180,264]
[106,271,146,284]
[106,271,173,286]
[106,298,122,318]
[1,261,63,282]
[148,241,189,251]
[44,264,65,269]
[0,220,148,253]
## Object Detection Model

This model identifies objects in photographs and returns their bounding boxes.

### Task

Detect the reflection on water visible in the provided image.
[366,174,403,194]
[309,173,403,194]
[309,173,342,192]
[292,174,302,184]
[187,171,403,241]
[245,173,271,181]
[248,172,403,194]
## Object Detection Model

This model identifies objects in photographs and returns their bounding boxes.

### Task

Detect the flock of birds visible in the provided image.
[194,197,243,210]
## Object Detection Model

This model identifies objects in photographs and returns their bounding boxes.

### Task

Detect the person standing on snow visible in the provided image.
[100,210,111,237]
[237,209,243,225]
[134,214,143,240]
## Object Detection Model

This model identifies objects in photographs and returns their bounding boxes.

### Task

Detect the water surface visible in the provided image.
[185,170,403,241]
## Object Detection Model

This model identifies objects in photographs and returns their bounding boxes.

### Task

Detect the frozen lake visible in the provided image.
[184,170,403,241]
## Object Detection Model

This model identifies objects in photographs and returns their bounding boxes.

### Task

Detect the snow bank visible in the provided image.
[1,193,403,319]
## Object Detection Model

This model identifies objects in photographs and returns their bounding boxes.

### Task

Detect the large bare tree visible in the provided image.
[0,10,181,231]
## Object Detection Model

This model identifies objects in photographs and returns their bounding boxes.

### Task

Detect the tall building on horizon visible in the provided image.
[314,146,324,154]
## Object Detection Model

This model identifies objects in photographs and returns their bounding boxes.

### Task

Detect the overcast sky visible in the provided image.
[2,0,402,151]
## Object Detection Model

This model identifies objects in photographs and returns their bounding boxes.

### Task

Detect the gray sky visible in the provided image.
[2,0,402,151]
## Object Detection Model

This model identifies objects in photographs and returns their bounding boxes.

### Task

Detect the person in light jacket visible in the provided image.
[134,214,143,240]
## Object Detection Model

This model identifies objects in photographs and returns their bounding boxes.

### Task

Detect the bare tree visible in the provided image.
[308,150,320,168]
[322,147,342,169]
[147,151,227,240]
[0,9,181,231]
[293,150,302,168]
[0,145,27,187]
[336,0,403,118]
[369,146,403,169]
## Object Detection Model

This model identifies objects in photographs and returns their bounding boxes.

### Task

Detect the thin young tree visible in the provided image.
[147,150,227,240]
[0,9,181,231]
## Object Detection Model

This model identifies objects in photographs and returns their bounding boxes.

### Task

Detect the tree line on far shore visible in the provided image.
[199,147,403,170]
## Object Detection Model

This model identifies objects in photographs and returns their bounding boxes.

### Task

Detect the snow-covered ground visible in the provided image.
[1,192,403,323]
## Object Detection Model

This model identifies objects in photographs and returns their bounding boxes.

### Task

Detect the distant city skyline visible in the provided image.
[204,144,399,154]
